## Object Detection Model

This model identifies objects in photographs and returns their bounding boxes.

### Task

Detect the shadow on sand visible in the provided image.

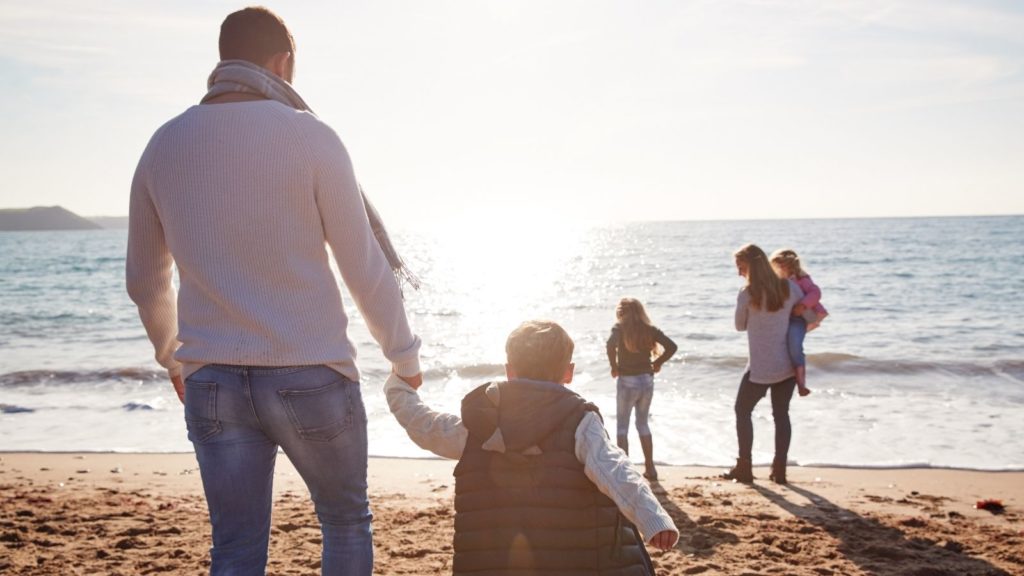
[648,479,739,557]
[752,482,1012,576]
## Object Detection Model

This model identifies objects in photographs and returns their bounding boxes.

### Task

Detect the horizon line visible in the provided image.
[1,205,1022,224]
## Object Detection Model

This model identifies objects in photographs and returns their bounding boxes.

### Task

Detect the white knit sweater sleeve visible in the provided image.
[126,141,183,379]
[306,123,421,377]
[384,373,467,459]
[575,413,679,543]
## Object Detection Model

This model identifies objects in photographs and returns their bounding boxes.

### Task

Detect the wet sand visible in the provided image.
[1,453,1021,575]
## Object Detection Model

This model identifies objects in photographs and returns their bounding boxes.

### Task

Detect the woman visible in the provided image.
[606,298,678,480]
[724,244,804,484]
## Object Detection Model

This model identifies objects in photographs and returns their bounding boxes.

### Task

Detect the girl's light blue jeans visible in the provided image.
[616,373,655,437]
[184,364,372,576]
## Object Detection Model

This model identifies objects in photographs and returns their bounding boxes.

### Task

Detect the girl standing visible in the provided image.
[606,298,678,480]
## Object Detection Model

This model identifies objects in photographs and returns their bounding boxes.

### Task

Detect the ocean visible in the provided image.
[1,216,1022,470]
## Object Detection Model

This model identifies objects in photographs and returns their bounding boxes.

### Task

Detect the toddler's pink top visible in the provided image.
[796,274,828,317]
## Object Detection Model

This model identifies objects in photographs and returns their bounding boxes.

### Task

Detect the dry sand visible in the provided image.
[1,453,1022,575]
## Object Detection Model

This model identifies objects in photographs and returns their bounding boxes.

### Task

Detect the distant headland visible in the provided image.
[0,206,126,231]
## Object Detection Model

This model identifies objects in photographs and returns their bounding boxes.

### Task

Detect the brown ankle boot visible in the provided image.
[639,435,657,480]
[769,458,788,484]
[722,458,753,483]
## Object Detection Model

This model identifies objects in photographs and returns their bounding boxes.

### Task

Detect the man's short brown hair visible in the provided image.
[219,6,295,64]
[505,320,574,382]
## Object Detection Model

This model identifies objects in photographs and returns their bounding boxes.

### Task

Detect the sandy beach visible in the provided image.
[1,453,1021,575]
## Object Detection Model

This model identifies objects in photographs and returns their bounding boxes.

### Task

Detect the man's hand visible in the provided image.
[171,374,184,404]
[611,368,618,378]
[652,363,662,374]
[649,530,678,550]
[397,372,423,390]
[793,303,806,316]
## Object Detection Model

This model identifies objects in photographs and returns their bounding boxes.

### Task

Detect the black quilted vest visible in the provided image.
[452,379,653,575]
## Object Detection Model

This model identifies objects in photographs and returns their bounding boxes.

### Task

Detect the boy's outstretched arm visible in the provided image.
[649,530,677,550]
[384,373,468,460]
[575,413,680,549]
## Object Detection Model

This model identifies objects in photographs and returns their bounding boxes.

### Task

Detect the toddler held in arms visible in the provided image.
[386,320,679,575]
[770,249,829,396]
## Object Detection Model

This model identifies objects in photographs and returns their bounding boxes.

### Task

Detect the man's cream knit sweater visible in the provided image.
[127,100,420,381]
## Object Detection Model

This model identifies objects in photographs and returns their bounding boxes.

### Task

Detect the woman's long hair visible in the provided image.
[615,298,660,358]
[735,244,789,312]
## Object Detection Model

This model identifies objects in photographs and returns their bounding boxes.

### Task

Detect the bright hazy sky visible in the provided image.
[1,0,1022,224]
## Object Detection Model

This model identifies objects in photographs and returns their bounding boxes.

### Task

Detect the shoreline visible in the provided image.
[2,453,1022,575]
[4,450,1023,473]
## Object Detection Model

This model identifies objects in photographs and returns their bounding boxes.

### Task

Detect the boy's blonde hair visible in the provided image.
[505,320,574,382]
[770,248,807,278]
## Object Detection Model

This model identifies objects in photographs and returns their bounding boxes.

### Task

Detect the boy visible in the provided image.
[386,320,679,575]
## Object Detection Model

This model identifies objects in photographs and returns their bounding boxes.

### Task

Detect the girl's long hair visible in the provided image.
[615,298,660,357]
[735,244,790,312]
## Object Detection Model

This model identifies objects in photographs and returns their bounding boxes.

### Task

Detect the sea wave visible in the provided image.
[423,363,506,380]
[816,357,1024,378]
[353,363,507,382]
[682,332,719,341]
[5,356,1021,388]
[674,354,1024,379]
[682,354,863,370]
[0,368,165,386]
[1,365,509,387]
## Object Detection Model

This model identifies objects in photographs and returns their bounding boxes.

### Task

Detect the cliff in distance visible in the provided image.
[0,206,103,231]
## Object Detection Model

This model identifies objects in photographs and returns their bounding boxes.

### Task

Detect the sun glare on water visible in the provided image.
[433,218,586,320]
[412,216,592,366]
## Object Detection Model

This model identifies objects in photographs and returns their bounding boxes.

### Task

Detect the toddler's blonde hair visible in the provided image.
[770,248,807,278]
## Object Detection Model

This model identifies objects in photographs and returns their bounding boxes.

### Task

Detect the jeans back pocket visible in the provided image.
[184,380,221,443]
[278,379,356,442]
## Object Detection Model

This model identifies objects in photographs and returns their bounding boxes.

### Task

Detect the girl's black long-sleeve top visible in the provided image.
[606,325,678,376]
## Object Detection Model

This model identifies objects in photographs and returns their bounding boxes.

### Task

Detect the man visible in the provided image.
[126,7,421,575]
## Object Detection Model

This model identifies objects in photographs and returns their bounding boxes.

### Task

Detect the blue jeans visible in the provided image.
[184,365,372,576]
[616,373,654,437]
[787,317,807,368]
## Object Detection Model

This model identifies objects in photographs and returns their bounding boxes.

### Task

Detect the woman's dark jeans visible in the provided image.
[734,371,797,462]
